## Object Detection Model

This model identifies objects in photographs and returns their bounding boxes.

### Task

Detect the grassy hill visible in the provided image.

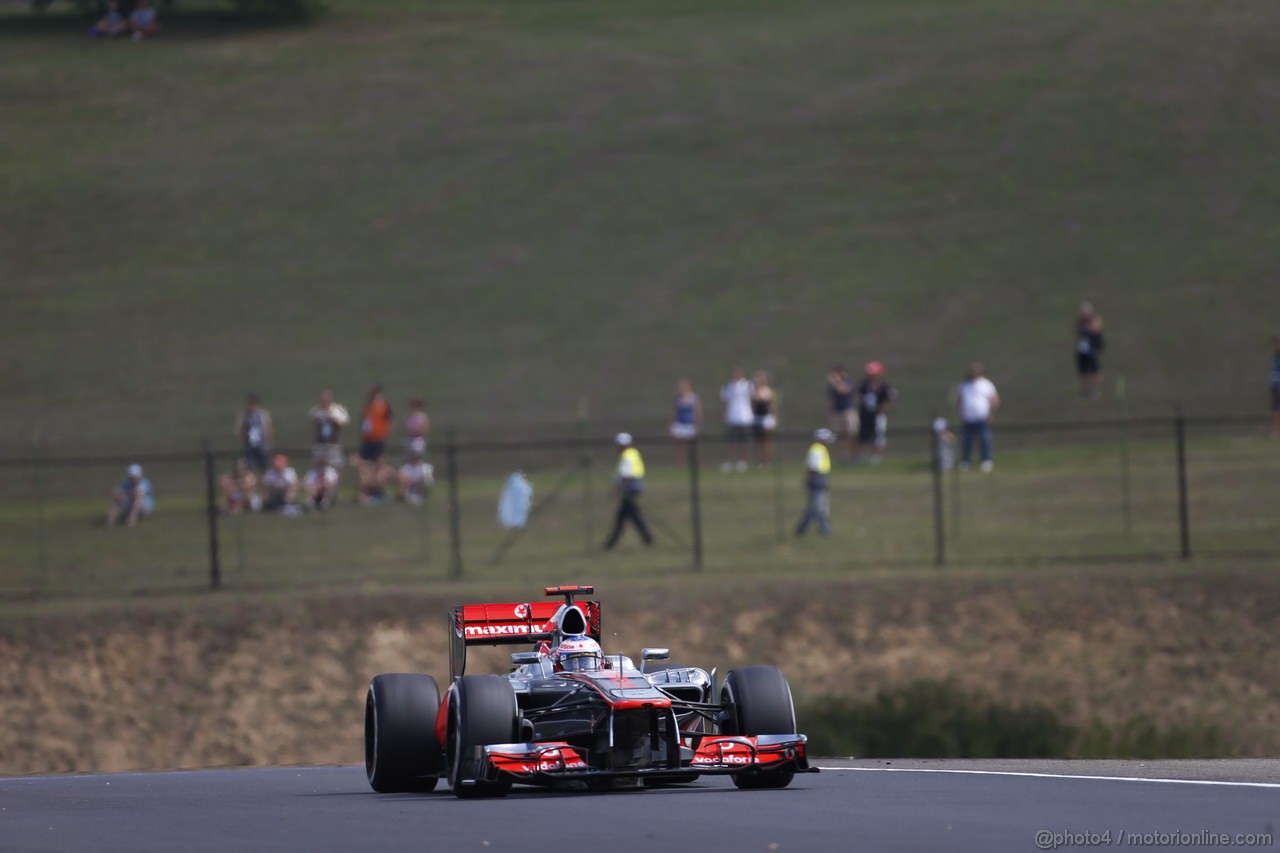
[3,0,1279,453]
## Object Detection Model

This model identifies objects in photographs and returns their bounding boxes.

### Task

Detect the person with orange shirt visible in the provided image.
[357,384,394,504]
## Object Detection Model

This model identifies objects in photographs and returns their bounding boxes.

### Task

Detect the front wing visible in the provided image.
[470,735,814,784]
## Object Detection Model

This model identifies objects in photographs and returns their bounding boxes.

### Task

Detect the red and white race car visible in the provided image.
[364,585,814,797]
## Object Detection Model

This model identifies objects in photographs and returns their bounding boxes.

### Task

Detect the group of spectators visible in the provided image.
[87,0,159,40]
[220,387,434,516]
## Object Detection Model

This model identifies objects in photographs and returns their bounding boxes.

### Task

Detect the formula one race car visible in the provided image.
[364,585,814,797]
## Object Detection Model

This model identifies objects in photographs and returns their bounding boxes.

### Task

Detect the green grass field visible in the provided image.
[1,419,1275,601]
[3,0,1280,457]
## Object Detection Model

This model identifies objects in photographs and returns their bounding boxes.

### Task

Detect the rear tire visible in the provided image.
[448,675,519,799]
[721,665,797,790]
[365,673,443,793]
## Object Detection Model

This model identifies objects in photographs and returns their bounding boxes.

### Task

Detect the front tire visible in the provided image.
[721,665,797,790]
[365,673,443,793]
[447,675,519,799]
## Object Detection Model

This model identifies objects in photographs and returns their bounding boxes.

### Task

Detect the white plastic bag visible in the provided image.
[498,471,534,529]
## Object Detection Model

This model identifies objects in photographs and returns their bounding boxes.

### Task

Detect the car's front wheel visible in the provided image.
[447,675,519,798]
[721,665,797,790]
[365,673,443,793]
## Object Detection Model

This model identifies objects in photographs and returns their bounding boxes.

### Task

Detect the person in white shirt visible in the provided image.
[397,451,435,506]
[303,459,340,511]
[956,363,1000,472]
[309,389,350,470]
[720,367,754,473]
[261,454,299,512]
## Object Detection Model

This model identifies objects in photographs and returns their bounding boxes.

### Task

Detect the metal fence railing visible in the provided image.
[0,413,1276,599]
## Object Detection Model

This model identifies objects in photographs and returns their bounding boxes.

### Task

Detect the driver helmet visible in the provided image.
[554,636,603,673]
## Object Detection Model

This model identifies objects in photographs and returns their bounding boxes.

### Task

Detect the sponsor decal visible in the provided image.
[514,603,529,619]
[463,621,555,638]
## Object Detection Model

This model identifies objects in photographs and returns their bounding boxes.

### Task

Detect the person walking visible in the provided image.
[795,429,835,536]
[235,393,273,472]
[957,363,1000,472]
[720,367,754,472]
[1076,302,1105,399]
[603,433,653,549]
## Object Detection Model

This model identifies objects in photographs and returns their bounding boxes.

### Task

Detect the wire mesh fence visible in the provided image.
[0,413,1275,599]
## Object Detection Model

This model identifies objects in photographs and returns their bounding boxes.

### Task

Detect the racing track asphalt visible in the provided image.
[3,759,1278,852]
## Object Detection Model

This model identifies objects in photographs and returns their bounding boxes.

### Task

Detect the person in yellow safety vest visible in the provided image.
[604,433,654,549]
[795,428,835,536]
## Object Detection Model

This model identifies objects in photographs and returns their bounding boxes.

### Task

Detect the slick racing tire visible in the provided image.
[448,675,519,799]
[721,665,797,790]
[365,673,444,793]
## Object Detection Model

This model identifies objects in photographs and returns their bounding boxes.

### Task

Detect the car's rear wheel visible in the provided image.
[721,665,797,790]
[447,675,519,799]
[365,673,443,793]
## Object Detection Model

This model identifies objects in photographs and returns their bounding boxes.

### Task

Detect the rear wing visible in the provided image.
[449,591,601,678]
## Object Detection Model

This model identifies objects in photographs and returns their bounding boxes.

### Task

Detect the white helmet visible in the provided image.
[615,433,633,447]
[554,636,603,673]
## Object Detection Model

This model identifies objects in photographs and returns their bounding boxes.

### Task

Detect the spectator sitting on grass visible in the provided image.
[303,459,339,511]
[87,1,128,37]
[129,0,160,40]
[107,464,154,527]
[397,450,435,505]
[220,460,259,514]
[261,454,300,513]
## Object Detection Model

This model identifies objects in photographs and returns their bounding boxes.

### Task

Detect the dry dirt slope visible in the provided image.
[2,567,1278,774]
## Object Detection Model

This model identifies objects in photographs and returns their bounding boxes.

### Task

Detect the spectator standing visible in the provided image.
[854,361,898,464]
[235,393,274,472]
[303,460,339,511]
[220,460,259,514]
[309,389,349,470]
[604,433,653,549]
[795,429,835,536]
[1271,335,1280,439]
[404,398,430,457]
[720,367,754,473]
[107,464,154,527]
[357,384,394,503]
[1076,302,1105,399]
[260,454,300,513]
[669,379,702,459]
[826,365,856,458]
[751,371,778,466]
[957,363,1000,472]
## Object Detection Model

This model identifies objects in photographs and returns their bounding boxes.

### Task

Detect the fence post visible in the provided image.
[686,438,703,571]
[930,421,946,567]
[32,434,50,593]
[773,433,785,544]
[1117,375,1132,538]
[202,439,222,590]
[446,429,463,579]
[578,417,593,555]
[1174,407,1191,559]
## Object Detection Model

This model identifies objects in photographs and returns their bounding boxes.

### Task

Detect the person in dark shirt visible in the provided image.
[235,393,273,472]
[854,361,897,464]
[1270,335,1280,439]
[826,365,856,459]
[1076,302,1105,399]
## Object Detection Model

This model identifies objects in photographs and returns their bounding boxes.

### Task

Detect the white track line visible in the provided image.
[816,767,1280,790]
